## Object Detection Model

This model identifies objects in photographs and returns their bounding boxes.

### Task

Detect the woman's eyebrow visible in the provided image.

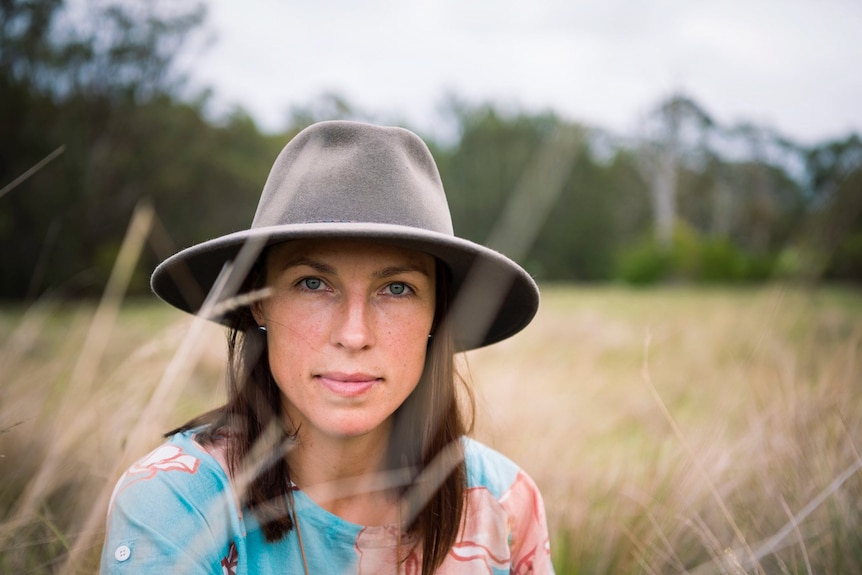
[280,257,431,278]
[281,256,337,275]
[373,264,432,279]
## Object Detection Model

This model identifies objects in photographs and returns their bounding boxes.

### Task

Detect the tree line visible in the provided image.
[2,0,860,301]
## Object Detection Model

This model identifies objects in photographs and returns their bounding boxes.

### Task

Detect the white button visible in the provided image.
[115,545,131,562]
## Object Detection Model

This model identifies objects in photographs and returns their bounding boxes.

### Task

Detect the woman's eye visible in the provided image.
[299,277,323,290]
[385,282,410,296]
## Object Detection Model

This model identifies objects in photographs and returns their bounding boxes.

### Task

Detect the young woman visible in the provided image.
[101,121,553,574]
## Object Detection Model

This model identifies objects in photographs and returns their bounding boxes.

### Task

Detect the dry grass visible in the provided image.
[469,285,862,573]
[0,298,225,573]
[1,284,861,573]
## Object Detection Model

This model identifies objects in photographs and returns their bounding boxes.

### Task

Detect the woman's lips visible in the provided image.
[316,373,380,397]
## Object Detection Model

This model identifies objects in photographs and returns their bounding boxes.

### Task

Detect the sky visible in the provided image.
[186,0,862,145]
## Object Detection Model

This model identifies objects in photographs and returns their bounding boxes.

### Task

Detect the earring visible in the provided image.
[259,325,267,333]
[428,334,433,340]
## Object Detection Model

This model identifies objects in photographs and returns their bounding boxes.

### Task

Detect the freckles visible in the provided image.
[279,307,327,350]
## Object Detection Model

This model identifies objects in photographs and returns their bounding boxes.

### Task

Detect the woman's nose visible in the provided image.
[331,295,375,351]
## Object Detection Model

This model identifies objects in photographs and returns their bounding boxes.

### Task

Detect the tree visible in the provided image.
[681,122,807,254]
[435,104,559,247]
[800,134,862,281]
[432,102,636,281]
[0,0,208,298]
[637,94,715,247]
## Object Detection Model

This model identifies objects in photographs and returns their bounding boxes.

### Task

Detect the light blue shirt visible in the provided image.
[101,429,554,574]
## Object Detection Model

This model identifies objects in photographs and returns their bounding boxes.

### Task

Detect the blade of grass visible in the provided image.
[61,233,271,572]
[5,200,153,557]
[641,329,764,575]
[0,145,65,200]
[450,125,582,353]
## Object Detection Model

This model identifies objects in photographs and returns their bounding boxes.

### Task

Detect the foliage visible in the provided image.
[432,106,651,282]
[828,229,862,280]
[0,0,287,297]
[617,224,776,285]
[801,137,862,283]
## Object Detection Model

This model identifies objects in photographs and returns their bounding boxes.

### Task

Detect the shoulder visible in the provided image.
[462,438,547,517]
[463,437,529,496]
[459,438,554,573]
[102,429,242,573]
[107,430,230,515]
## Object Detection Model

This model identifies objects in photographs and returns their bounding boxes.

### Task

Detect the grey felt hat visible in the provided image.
[151,120,539,351]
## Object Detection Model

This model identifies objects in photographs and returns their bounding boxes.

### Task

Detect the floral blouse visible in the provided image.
[101,429,554,574]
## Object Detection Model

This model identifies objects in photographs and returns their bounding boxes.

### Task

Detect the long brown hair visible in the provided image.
[171,256,472,574]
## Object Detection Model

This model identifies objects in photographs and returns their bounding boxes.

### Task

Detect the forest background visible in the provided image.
[2,0,861,300]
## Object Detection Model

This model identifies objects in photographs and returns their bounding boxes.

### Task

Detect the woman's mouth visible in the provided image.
[315,373,381,397]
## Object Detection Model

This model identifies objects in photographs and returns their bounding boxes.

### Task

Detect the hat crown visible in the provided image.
[252,121,454,235]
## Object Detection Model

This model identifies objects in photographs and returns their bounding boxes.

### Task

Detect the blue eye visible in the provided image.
[387,282,408,295]
[301,278,322,290]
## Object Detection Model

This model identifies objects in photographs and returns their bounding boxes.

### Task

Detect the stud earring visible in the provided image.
[259,325,267,333]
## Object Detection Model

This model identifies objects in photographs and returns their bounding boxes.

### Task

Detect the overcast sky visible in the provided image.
[186,0,862,145]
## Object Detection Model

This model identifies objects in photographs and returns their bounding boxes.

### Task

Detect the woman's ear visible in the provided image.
[250,300,265,328]
[247,256,269,329]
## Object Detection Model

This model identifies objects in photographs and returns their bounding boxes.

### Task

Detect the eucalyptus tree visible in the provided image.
[637,93,715,248]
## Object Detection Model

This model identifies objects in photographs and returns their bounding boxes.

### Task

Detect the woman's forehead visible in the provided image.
[266,238,437,275]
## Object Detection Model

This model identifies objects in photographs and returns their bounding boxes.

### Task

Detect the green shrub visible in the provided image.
[617,225,776,284]
[826,230,862,282]
[615,241,674,285]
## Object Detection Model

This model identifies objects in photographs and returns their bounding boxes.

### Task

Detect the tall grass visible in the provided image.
[469,285,862,573]
[1,284,861,573]
[0,299,224,572]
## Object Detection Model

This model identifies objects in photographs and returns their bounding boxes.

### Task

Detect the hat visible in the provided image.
[151,120,539,351]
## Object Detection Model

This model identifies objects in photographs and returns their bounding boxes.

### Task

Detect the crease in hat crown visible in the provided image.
[150,120,540,351]
[251,121,454,235]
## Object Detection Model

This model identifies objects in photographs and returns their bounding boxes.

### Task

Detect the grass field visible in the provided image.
[2,284,861,573]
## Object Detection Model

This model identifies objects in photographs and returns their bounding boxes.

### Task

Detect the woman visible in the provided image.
[101,121,553,574]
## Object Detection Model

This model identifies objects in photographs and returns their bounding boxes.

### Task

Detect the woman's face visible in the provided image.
[255,238,437,441]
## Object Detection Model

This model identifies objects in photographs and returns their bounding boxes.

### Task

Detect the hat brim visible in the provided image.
[151,223,539,351]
